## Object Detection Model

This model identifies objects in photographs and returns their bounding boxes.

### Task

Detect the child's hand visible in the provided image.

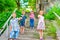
[38,15,40,18]
[20,17,22,19]
[18,17,22,20]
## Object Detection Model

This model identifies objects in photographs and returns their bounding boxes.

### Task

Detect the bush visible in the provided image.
[16,10,22,17]
[44,9,56,20]
[0,11,12,28]
[0,0,16,12]
[44,5,60,20]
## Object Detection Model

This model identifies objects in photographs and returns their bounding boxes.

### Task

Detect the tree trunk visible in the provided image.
[16,0,20,10]
[40,0,44,10]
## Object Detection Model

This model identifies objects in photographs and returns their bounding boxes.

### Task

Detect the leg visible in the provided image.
[39,30,43,40]
[31,19,34,29]
[30,19,33,29]
[32,19,34,29]
[20,27,23,34]
[22,27,24,34]
[20,27,24,34]
[16,31,19,39]
[30,19,31,28]
[9,31,14,40]
[14,31,19,40]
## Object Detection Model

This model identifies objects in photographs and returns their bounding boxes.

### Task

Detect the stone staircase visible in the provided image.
[18,28,39,40]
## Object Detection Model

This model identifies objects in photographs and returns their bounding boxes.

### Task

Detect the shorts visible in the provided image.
[10,31,19,38]
[20,22,25,26]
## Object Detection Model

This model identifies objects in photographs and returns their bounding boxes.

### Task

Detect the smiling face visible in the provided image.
[12,13,16,18]
[39,11,44,15]
[31,11,34,14]
[22,11,25,15]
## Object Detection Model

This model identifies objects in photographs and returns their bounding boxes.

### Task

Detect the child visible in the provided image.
[29,11,35,29]
[9,13,21,40]
[37,11,45,40]
[20,10,26,34]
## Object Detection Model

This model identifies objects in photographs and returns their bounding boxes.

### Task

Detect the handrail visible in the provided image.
[53,12,60,20]
[0,8,17,36]
[53,12,60,40]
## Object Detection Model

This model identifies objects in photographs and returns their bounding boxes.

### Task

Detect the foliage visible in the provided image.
[16,10,22,18]
[44,5,60,20]
[46,22,56,38]
[0,0,17,28]
[28,0,36,10]
[44,10,56,20]
[0,11,12,28]
[0,0,16,12]
[55,18,60,28]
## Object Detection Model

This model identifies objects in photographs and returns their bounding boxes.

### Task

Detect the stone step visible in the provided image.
[18,38,39,40]
[19,35,33,37]
[45,36,56,40]
[0,37,8,40]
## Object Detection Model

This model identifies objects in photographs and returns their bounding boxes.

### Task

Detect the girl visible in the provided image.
[29,11,35,29]
[20,10,27,34]
[37,11,45,40]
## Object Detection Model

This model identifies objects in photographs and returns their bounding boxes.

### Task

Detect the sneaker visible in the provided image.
[40,38,43,40]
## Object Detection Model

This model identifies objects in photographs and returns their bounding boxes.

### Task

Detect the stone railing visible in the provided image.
[53,12,60,40]
[53,12,60,19]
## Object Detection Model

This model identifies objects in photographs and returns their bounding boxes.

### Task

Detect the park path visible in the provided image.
[17,18,39,40]
[18,28,39,40]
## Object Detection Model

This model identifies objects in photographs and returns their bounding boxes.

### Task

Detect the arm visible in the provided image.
[18,17,22,20]
[10,20,12,32]
[10,25,12,32]
[38,15,40,19]
[44,20,46,28]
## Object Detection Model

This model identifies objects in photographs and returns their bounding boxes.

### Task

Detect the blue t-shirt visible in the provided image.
[20,15,26,24]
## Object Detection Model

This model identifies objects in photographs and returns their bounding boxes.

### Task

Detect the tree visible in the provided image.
[16,0,20,10]
[0,0,16,12]
[28,0,36,11]
[40,0,44,10]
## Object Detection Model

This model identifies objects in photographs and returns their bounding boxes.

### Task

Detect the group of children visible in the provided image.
[9,10,45,40]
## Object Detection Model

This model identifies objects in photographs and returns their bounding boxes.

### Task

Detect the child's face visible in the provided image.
[30,11,34,14]
[22,11,25,15]
[39,11,44,15]
[12,13,16,18]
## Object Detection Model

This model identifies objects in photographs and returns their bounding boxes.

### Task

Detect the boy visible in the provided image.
[20,10,27,34]
[9,13,21,40]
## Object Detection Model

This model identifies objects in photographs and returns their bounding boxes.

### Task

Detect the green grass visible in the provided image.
[55,18,60,28]
[45,21,56,39]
